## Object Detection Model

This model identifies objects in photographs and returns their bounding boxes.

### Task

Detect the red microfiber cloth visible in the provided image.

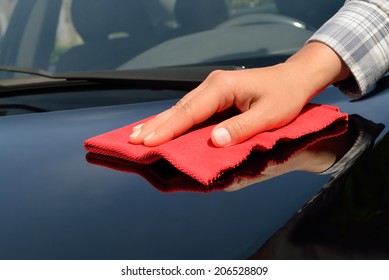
[84,103,348,185]
[85,118,348,193]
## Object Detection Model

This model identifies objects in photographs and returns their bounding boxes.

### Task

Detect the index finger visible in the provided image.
[131,70,236,146]
[128,72,213,145]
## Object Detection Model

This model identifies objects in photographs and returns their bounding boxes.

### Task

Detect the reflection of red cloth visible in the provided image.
[84,103,348,185]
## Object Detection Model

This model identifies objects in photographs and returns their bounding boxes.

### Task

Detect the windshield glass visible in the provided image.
[0,1,16,38]
[0,0,343,76]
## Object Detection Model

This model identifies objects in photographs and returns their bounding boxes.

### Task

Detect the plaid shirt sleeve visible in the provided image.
[307,0,389,98]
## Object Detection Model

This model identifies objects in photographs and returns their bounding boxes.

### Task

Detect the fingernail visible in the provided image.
[129,129,141,138]
[144,131,155,142]
[132,123,144,131]
[213,127,231,146]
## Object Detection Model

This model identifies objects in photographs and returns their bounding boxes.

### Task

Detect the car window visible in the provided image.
[0,0,343,74]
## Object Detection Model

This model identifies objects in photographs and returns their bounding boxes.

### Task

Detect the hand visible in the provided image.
[129,42,350,147]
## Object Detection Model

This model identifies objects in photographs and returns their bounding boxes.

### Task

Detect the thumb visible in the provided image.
[211,112,258,147]
[211,105,299,147]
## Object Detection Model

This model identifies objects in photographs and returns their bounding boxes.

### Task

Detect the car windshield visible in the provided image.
[0,0,342,76]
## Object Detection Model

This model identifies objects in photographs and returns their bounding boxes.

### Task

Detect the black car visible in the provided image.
[1,0,388,260]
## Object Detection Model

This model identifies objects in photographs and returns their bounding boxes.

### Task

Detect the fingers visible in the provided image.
[128,75,212,145]
[129,70,235,146]
[128,66,310,148]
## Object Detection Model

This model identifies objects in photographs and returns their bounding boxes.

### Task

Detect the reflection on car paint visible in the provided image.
[86,115,382,196]
[251,116,388,259]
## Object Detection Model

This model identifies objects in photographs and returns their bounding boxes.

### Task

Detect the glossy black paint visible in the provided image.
[254,132,389,259]
[1,83,389,259]
[0,101,330,260]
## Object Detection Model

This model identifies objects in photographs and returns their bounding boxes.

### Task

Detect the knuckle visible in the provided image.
[170,100,197,125]
[210,70,233,85]
[172,98,186,110]
[208,69,224,78]
[228,118,251,140]
[180,102,197,123]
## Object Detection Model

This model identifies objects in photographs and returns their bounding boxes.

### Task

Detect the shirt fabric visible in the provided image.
[308,0,389,98]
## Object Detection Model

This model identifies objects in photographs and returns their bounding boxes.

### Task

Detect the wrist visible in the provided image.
[285,41,350,99]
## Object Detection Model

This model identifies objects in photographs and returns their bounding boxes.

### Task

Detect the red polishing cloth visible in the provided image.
[85,119,348,193]
[84,103,348,185]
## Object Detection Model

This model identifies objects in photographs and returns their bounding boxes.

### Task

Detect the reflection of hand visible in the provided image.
[224,131,351,192]
[129,42,350,147]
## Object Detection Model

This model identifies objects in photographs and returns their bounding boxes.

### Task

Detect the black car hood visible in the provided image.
[1,84,389,259]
